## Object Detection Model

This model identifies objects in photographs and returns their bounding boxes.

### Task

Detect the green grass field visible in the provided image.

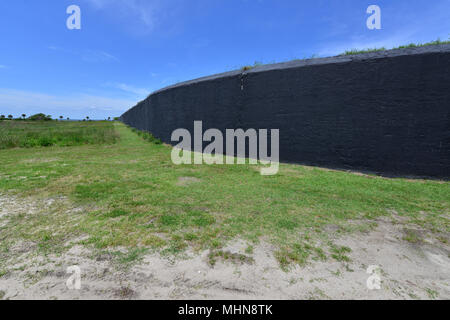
[0,121,118,149]
[0,121,448,269]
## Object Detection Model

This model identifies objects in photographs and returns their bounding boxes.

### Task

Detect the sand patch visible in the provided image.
[176,177,202,186]
[21,158,60,164]
[0,218,448,300]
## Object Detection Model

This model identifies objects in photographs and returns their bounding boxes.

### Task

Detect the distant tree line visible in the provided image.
[0,113,52,121]
[0,113,119,121]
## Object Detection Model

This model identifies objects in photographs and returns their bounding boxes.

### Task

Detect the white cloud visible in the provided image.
[85,0,160,29]
[0,65,7,69]
[48,46,119,63]
[82,0,186,36]
[105,82,151,96]
[0,88,135,117]
[82,50,119,63]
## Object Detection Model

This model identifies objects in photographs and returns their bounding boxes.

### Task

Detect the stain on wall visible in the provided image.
[121,45,450,179]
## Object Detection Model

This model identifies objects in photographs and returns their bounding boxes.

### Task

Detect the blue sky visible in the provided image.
[0,0,449,119]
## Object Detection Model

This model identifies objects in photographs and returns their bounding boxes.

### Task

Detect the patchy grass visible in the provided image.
[0,269,8,278]
[245,245,254,255]
[330,245,352,262]
[425,288,439,299]
[241,61,264,71]
[0,122,448,270]
[111,247,149,267]
[276,242,328,271]
[208,250,254,266]
[0,121,118,149]
[402,229,423,244]
[113,286,137,299]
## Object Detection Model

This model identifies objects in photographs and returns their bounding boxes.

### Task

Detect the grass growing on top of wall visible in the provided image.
[0,122,448,270]
[342,39,450,56]
[236,39,450,72]
[0,120,118,149]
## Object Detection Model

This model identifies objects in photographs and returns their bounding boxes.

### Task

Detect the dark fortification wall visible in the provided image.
[121,44,450,179]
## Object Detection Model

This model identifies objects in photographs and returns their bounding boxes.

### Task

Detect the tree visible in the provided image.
[0,115,5,120]
[28,113,52,121]
[22,114,26,120]
[59,116,63,121]
[67,117,70,121]
[8,115,13,120]
[86,116,90,121]
[108,117,111,121]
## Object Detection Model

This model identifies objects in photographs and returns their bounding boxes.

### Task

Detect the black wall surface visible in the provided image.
[121,45,450,179]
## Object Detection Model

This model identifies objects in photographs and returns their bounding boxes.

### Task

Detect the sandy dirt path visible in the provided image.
[0,195,449,300]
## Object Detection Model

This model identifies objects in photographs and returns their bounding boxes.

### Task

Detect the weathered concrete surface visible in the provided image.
[121,45,450,179]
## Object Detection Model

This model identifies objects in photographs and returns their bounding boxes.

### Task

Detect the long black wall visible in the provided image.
[121,45,450,179]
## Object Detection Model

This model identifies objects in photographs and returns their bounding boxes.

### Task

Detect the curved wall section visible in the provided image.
[121,45,450,179]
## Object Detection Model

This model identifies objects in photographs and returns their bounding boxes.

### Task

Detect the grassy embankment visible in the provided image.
[0,121,448,269]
